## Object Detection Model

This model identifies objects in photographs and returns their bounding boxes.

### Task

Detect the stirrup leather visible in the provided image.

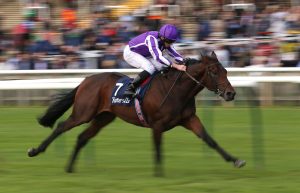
[124,84,136,96]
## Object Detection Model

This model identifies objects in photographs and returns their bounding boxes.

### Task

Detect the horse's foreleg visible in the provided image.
[28,116,84,157]
[182,115,246,168]
[66,112,116,173]
[152,126,164,176]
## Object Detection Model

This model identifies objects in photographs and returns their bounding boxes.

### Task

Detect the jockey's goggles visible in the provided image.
[164,38,176,44]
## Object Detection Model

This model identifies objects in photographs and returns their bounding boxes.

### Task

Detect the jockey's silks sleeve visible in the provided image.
[167,45,184,63]
[146,35,172,66]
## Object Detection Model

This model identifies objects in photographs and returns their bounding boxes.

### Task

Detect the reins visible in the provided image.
[184,71,201,85]
[158,60,229,108]
[185,63,230,96]
[158,71,183,108]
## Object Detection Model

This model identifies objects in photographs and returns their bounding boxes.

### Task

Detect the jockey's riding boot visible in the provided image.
[124,70,151,97]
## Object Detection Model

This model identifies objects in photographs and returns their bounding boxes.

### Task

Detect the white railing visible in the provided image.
[0,69,142,75]
[1,76,300,89]
[1,67,300,88]
[1,67,300,75]
[0,68,299,105]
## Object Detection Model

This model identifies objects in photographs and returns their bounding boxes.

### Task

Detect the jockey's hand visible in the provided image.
[172,63,186,71]
[183,58,190,65]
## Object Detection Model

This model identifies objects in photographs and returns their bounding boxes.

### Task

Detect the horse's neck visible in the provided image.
[178,72,205,99]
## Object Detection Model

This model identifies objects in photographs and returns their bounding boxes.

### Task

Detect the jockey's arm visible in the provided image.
[146,35,172,67]
[167,45,184,63]
[146,36,186,71]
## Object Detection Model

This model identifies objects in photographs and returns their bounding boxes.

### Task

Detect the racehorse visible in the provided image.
[28,51,246,174]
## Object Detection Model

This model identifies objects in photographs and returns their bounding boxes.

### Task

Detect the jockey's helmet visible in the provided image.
[159,24,178,43]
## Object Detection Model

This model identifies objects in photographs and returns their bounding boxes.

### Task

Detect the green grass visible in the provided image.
[0,106,299,193]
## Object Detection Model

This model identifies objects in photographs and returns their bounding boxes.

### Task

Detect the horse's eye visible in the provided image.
[211,71,218,76]
[209,67,218,76]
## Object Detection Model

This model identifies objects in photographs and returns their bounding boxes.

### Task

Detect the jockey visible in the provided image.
[123,24,187,97]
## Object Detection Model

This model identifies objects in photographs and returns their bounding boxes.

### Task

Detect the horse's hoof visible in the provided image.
[27,148,38,157]
[154,170,164,177]
[65,167,74,173]
[154,166,164,177]
[234,159,246,168]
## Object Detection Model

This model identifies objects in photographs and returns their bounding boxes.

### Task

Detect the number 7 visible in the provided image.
[114,83,124,96]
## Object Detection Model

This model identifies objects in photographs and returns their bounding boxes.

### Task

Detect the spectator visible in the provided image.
[61,7,77,29]
[215,43,230,67]
[197,14,212,41]
[251,40,280,67]
[240,11,254,37]
[226,17,242,38]
[285,6,300,32]
[18,52,33,70]
[32,52,48,69]
[210,12,226,38]
[5,51,20,70]
[50,55,67,69]
[269,6,288,36]
[0,1,298,70]
[66,53,83,69]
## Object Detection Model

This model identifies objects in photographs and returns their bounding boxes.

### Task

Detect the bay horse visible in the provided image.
[28,51,246,174]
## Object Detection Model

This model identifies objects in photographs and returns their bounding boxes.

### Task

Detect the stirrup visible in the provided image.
[124,86,136,97]
[124,90,135,97]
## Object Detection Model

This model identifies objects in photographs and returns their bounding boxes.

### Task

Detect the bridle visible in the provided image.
[159,61,230,108]
[184,63,230,96]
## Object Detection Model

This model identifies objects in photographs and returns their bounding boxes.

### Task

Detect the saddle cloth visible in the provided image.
[111,76,153,127]
[111,76,152,106]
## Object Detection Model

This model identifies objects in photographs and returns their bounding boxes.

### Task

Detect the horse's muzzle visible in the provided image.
[224,91,236,101]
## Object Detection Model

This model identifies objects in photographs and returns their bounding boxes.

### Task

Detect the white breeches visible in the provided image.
[123,45,166,74]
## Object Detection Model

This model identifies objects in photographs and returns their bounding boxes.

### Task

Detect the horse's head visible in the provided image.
[186,51,236,101]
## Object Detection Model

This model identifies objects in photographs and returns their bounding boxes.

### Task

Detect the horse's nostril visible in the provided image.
[226,91,236,98]
[232,92,236,97]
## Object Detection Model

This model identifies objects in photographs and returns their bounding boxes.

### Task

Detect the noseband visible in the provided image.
[184,63,229,96]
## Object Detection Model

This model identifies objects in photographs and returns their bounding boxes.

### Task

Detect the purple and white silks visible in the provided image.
[128,31,183,67]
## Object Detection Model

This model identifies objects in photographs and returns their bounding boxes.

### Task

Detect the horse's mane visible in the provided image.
[183,48,221,66]
[184,58,200,66]
[158,49,216,79]
[157,58,200,81]
[181,48,215,67]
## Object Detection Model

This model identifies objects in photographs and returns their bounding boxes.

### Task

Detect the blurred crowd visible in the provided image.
[0,0,299,70]
[195,4,300,67]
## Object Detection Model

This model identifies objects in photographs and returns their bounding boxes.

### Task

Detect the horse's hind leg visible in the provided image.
[182,115,246,168]
[66,112,116,173]
[28,116,87,157]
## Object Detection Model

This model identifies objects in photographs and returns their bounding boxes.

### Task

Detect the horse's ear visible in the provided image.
[199,50,205,60]
[211,51,217,59]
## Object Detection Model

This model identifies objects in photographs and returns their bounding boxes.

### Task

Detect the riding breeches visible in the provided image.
[123,45,166,74]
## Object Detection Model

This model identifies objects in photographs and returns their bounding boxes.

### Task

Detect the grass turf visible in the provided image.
[0,106,299,193]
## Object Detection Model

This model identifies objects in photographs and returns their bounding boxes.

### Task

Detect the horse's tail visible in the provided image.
[38,86,79,128]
